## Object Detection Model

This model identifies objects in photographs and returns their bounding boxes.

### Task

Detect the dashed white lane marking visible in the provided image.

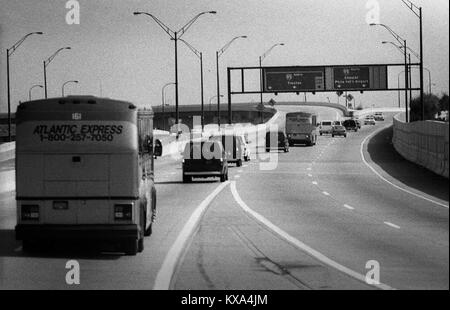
[312,181,318,185]
[234,175,241,179]
[307,167,312,171]
[153,181,229,290]
[343,204,355,210]
[307,174,313,177]
[360,125,449,209]
[238,170,243,173]
[322,191,330,196]
[230,181,394,290]
[384,222,401,229]
[243,165,248,168]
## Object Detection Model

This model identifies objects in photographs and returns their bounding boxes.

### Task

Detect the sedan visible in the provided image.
[364,117,376,126]
[331,125,347,138]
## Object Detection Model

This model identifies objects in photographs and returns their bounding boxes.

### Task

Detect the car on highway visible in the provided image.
[237,135,251,162]
[333,120,343,126]
[210,134,245,167]
[364,116,376,125]
[331,125,347,138]
[266,131,289,153]
[319,121,333,135]
[182,140,228,183]
[355,119,362,129]
[374,112,385,121]
[343,119,358,132]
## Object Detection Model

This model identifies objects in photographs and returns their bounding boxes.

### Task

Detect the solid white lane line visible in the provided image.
[153,181,229,290]
[230,181,394,290]
[312,181,318,185]
[343,204,355,210]
[384,222,401,229]
[360,125,449,209]
[322,191,330,196]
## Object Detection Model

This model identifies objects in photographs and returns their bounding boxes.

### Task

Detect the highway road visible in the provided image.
[0,113,448,290]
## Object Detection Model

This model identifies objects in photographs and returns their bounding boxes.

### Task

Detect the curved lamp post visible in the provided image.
[216,35,247,126]
[43,47,71,98]
[162,82,175,131]
[259,43,284,107]
[6,31,43,141]
[134,11,216,129]
[62,80,79,97]
[400,0,424,120]
[371,23,409,122]
[179,39,206,130]
[28,84,43,101]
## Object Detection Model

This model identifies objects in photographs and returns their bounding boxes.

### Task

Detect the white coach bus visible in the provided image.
[14,96,156,255]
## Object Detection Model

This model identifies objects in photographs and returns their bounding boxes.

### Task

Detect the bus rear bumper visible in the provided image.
[15,224,139,241]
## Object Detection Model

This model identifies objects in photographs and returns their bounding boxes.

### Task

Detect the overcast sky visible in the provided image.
[0,0,448,112]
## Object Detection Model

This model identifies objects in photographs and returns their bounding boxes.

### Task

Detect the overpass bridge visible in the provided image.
[152,101,351,130]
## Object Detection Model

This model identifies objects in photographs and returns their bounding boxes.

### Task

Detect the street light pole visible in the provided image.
[200,52,204,130]
[216,50,221,127]
[43,47,71,99]
[371,23,409,121]
[400,0,424,120]
[404,40,409,123]
[419,7,424,119]
[62,80,79,97]
[6,32,43,142]
[133,11,216,130]
[162,82,175,131]
[397,72,402,108]
[178,39,205,131]
[174,31,179,126]
[28,84,43,101]
[215,35,247,127]
[259,43,284,108]
[408,54,412,107]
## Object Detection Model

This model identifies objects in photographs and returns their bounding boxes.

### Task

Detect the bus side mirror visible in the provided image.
[144,136,153,154]
[154,139,163,157]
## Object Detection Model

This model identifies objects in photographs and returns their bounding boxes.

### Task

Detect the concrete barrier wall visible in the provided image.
[392,113,449,178]
[0,142,15,162]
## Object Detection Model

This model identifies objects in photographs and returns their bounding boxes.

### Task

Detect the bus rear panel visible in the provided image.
[15,96,155,255]
[286,112,318,146]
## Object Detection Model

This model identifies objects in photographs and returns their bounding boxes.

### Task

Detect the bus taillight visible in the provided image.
[114,204,133,221]
[21,205,40,221]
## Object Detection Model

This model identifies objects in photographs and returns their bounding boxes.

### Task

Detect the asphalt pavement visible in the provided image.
[0,114,448,290]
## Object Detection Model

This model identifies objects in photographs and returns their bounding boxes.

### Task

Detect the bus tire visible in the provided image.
[138,238,144,253]
[183,174,191,183]
[124,239,138,256]
[236,160,242,167]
